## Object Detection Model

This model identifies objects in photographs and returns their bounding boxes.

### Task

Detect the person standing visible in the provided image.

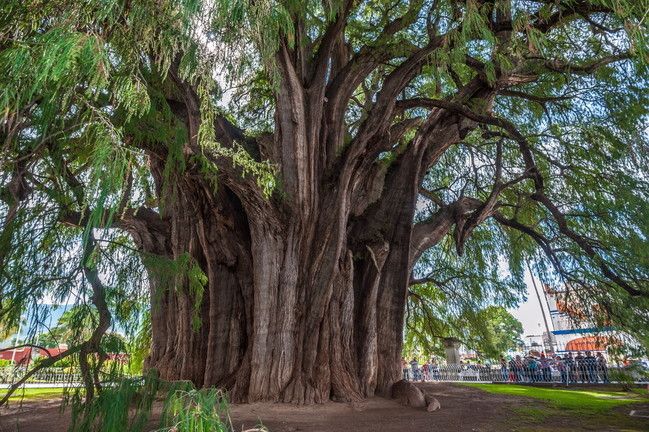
[410,358,420,382]
[556,355,568,385]
[527,356,539,382]
[575,351,586,383]
[540,353,552,382]
[564,353,575,384]
[401,357,410,381]
[596,352,609,383]
[500,356,509,382]
[430,358,440,380]
[422,360,431,381]
[508,357,517,382]
[514,355,525,382]
[584,351,598,383]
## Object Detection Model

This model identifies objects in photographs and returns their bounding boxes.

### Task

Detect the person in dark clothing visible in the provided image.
[514,356,525,382]
[500,356,508,382]
[556,355,568,385]
[596,352,609,383]
[430,359,441,380]
[410,358,421,381]
[526,356,539,382]
[564,352,576,383]
[584,351,598,383]
[508,357,518,382]
[575,351,586,383]
[540,353,552,382]
[402,357,410,381]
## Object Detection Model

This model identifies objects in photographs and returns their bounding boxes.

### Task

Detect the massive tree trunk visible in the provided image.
[133,22,482,405]
[138,170,403,403]
[133,113,471,404]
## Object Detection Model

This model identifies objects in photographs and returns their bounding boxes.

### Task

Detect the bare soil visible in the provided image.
[1,383,647,432]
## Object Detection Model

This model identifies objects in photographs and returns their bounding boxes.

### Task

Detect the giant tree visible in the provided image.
[1,0,648,404]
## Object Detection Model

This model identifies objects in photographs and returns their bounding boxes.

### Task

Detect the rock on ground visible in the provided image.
[425,394,441,412]
[391,379,427,408]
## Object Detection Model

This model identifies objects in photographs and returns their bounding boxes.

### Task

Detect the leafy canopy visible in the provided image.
[0,0,648,386]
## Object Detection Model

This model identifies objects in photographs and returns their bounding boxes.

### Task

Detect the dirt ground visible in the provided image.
[1,383,648,432]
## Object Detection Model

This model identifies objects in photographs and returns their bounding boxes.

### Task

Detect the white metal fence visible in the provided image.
[2,363,647,390]
[405,363,648,384]
[0,367,82,386]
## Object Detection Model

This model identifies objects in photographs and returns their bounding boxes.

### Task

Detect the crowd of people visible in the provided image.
[499,351,609,384]
[402,357,441,382]
[402,350,611,384]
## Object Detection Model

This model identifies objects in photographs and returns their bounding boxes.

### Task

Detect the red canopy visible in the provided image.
[565,336,607,351]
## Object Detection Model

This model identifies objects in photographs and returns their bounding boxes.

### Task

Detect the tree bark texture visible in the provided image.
[133,99,473,403]
[1,0,638,407]
[134,9,499,404]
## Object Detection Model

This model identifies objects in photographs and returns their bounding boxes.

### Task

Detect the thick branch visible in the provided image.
[308,0,355,87]
[79,235,112,402]
[59,206,167,234]
[410,197,483,265]
[323,0,427,165]
[402,96,643,296]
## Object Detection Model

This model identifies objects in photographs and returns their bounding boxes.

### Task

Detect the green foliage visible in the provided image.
[67,372,162,432]
[38,306,98,347]
[1,0,648,411]
[410,0,649,345]
[127,312,151,376]
[160,388,235,432]
[143,252,208,331]
[405,282,524,360]
[65,372,256,432]
[0,321,19,340]
[406,228,526,359]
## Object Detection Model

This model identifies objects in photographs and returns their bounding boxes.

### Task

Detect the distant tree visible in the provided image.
[472,306,524,358]
[405,282,523,360]
[1,0,647,404]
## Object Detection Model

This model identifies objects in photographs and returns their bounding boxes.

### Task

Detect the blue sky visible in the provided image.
[509,269,553,337]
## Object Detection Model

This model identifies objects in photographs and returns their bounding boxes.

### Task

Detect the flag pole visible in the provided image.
[527,261,553,353]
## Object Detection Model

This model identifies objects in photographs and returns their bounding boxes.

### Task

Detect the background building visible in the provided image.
[542,284,628,359]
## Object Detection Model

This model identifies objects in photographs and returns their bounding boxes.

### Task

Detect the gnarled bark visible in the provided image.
[133,41,480,402]
[135,118,465,403]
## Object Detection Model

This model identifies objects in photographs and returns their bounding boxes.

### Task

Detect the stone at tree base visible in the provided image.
[425,394,441,412]
[390,380,426,408]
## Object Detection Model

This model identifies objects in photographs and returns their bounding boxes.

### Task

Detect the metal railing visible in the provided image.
[0,367,83,386]
[404,363,648,384]
[2,363,647,390]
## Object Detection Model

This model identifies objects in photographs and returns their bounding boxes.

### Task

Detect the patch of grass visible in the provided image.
[512,406,550,422]
[462,383,645,414]
[1,387,66,401]
[464,384,649,432]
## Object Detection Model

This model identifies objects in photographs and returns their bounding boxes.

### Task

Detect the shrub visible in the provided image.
[66,371,267,432]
